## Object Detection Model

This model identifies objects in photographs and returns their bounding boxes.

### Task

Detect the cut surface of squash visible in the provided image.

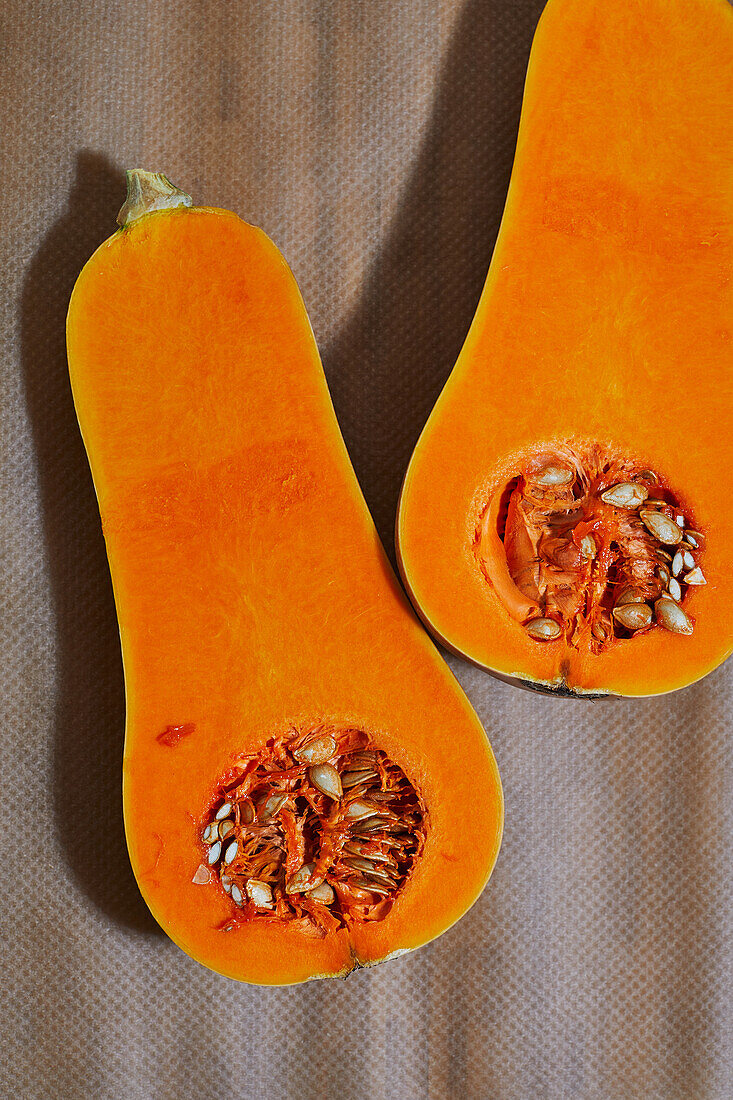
[397,0,733,697]
[66,174,503,984]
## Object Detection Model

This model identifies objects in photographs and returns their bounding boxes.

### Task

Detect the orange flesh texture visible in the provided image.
[397,0,733,696]
[66,208,503,984]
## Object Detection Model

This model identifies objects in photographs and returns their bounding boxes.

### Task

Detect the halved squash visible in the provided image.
[397,0,733,697]
[66,172,503,984]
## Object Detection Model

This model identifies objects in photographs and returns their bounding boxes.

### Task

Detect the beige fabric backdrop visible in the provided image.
[2,2,732,1097]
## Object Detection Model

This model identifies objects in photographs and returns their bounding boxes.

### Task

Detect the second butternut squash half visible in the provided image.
[398,0,733,697]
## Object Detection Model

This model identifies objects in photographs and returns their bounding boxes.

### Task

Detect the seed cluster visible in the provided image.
[193,727,426,937]
[480,449,706,651]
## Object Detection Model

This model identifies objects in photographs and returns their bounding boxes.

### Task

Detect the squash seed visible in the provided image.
[684,534,699,548]
[612,603,652,631]
[532,465,574,487]
[223,840,238,864]
[307,881,335,905]
[293,735,337,766]
[683,550,695,570]
[341,769,378,789]
[667,577,682,602]
[218,819,235,840]
[192,863,211,885]
[640,510,683,545]
[309,763,342,800]
[615,587,645,607]
[657,565,670,587]
[684,567,706,585]
[346,799,378,820]
[207,841,222,864]
[286,862,323,894]
[343,856,377,874]
[246,879,274,909]
[230,884,243,906]
[580,533,597,559]
[671,551,684,577]
[350,877,391,895]
[525,617,562,641]
[601,483,648,508]
[215,802,232,821]
[655,597,693,635]
[259,792,287,820]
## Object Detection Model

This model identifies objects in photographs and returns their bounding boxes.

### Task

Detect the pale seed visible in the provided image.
[286,862,323,894]
[246,879,274,909]
[672,551,684,577]
[307,881,335,905]
[231,884,243,906]
[615,587,645,607]
[675,514,685,528]
[202,824,217,843]
[223,841,238,864]
[668,577,682,602]
[524,617,561,642]
[686,529,703,541]
[293,735,337,766]
[531,465,574,487]
[601,483,648,508]
[684,567,706,585]
[341,770,378,789]
[612,603,652,631]
[580,533,597,559]
[364,868,398,887]
[684,534,699,548]
[655,597,693,635]
[683,550,695,570]
[343,856,376,873]
[309,763,342,800]
[192,863,211,885]
[350,877,390,895]
[218,819,235,840]
[346,799,378,820]
[221,874,233,893]
[640,510,683,545]
[215,802,232,821]
[657,565,670,587]
[207,841,222,864]
[259,792,287,820]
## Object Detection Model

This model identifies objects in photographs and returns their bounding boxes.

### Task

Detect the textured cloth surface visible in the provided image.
[2,2,732,1098]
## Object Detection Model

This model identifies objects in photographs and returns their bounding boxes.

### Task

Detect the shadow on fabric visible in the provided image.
[324,0,546,564]
[21,151,161,934]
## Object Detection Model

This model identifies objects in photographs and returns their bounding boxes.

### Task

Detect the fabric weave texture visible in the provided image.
[2,2,731,1097]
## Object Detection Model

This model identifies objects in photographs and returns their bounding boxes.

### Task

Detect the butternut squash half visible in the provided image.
[66,172,503,985]
[397,0,733,697]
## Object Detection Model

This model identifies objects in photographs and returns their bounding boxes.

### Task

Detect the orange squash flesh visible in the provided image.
[66,197,503,984]
[397,0,733,697]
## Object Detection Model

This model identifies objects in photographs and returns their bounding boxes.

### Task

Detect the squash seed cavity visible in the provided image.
[197,726,426,937]
[475,444,705,652]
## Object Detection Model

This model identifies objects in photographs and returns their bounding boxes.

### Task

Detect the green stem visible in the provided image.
[117,169,192,227]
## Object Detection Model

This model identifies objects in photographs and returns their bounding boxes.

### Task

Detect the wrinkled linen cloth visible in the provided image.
[2,1,731,1097]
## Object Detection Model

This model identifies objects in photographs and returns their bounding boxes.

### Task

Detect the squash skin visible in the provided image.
[397,0,733,697]
[66,206,503,984]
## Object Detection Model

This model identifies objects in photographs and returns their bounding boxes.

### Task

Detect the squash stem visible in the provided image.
[117,169,192,227]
